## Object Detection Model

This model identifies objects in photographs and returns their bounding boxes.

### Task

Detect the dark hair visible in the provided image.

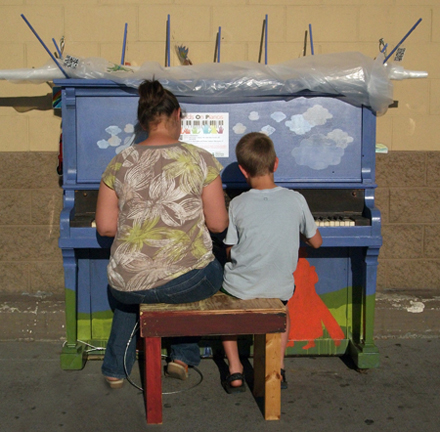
[137,80,181,132]
[235,132,277,177]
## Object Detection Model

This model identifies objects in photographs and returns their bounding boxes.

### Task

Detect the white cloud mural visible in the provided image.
[124,123,134,133]
[233,122,247,134]
[105,125,122,135]
[326,128,353,148]
[292,134,344,170]
[285,104,333,135]
[270,111,286,123]
[261,125,276,136]
[291,128,354,170]
[303,105,333,126]
[285,114,313,135]
[248,111,259,121]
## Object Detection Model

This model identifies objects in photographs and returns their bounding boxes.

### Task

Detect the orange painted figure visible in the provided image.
[287,254,345,349]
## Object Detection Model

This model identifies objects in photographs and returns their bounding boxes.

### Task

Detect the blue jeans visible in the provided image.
[102,259,223,379]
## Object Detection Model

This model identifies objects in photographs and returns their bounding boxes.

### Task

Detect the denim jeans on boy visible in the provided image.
[102,259,223,379]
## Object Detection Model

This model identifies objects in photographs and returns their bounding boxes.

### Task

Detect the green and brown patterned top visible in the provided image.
[102,142,223,292]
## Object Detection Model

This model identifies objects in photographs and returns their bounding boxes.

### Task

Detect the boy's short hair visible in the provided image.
[235,132,277,177]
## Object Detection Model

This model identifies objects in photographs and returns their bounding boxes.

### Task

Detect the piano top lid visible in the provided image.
[53,51,393,114]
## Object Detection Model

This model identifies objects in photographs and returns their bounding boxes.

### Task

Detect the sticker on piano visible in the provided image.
[63,55,80,69]
[180,113,229,157]
[393,47,406,62]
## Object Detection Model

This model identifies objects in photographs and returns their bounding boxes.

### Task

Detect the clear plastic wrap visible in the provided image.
[0,51,427,115]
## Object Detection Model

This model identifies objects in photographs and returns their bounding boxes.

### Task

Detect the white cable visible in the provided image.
[122,320,204,394]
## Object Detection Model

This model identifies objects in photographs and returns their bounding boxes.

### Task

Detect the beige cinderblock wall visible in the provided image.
[0,0,439,152]
[0,1,439,294]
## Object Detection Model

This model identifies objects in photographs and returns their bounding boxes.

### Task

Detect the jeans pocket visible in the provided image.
[165,276,218,304]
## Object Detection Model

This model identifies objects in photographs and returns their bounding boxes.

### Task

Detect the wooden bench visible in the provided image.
[139,292,287,424]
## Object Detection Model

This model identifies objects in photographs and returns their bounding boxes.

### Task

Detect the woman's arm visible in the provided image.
[201,175,229,233]
[95,180,119,237]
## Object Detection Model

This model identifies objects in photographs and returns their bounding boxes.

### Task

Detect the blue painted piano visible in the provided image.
[56,79,381,370]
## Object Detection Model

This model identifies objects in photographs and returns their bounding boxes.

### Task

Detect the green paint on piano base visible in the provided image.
[348,340,380,369]
[60,343,87,370]
[61,311,113,370]
[77,310,113,342]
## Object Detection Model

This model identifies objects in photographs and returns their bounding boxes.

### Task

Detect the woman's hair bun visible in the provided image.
[137,80,180,131]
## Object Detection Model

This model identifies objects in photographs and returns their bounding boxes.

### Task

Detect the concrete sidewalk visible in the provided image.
[1,338,439,432]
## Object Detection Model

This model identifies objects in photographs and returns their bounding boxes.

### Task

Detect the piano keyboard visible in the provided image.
[314,216,355,227]
[91,218,355,228]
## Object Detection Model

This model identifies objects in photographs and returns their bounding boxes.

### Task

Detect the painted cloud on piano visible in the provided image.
[326,129,354,148]
[291,128,354,170]
[96,123,136,154]
[285,104,333,135]
[283,104,354,170]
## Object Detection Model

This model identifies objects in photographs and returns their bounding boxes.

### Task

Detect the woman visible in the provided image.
[96,80,228,388]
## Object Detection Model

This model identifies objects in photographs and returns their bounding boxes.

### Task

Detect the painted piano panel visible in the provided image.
[74,95,362,185]
[57,80,381,370]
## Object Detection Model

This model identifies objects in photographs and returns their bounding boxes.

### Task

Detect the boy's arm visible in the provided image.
[301,230,323,249]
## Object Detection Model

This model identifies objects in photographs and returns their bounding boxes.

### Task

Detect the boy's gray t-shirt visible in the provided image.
[223,186,317,301]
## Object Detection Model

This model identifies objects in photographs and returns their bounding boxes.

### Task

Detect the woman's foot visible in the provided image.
[166,359,189,380]
[105,376,124,389]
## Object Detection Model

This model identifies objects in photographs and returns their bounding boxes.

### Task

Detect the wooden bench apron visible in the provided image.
[139,292,287,424]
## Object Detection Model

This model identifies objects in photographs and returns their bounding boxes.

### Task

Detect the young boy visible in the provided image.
[221,132,322,393]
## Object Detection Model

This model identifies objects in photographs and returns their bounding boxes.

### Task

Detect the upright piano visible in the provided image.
[57,79,381,370]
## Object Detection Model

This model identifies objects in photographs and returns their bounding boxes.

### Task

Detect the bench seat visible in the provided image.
[139,292,286,424]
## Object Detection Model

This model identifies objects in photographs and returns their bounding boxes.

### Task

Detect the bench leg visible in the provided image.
[253,333,281,421]
[144,337,163,424]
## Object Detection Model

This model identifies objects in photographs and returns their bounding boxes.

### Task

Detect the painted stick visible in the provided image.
[217,27,221,63]
[121,23,128,65]
[167,15,170,67]
[309,23,314,55]
[164,15,170,67]
[213,31,219,63]
[303,30,308,56]
[52,38,62,59]
[258,19,265,63]
[21,14,69,78]
[383,18,422,64]
[265,14,268,65]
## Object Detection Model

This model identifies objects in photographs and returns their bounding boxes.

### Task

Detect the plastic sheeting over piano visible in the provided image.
[1,51,415,115]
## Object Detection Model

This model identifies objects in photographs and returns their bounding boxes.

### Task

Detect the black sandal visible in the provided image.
[222,373,246,394]
[281,369,288,390]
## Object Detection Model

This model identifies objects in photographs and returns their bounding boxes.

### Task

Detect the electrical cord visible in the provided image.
[122,320,204,394]
[77,340,106,353]
[72,320,205,394]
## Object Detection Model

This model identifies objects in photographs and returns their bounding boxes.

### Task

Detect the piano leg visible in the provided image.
[60,248,87,370]
[348,246,380,369]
